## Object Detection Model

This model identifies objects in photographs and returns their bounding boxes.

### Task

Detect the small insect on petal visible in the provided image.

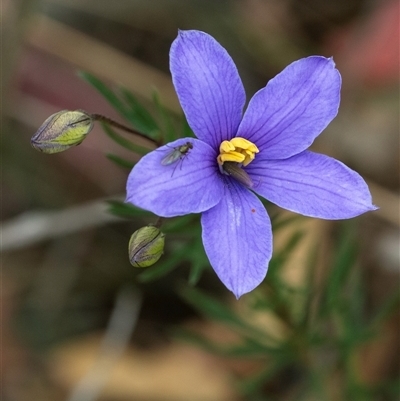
[161,141,193,166]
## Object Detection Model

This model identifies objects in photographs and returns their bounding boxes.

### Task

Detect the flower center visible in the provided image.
[217,137,259,167]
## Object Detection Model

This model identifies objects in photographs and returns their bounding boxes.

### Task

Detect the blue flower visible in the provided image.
[126,30,376,298]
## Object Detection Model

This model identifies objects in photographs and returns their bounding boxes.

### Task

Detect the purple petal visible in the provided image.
[237,56,341,159]
[247,151,377,219]
[201,180,272,298]
[170,30,246,149]
[126,138,223,217]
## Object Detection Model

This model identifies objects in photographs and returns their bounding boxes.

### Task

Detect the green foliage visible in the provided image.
[106,200,151,218]
[177,223,399,400]
[80,72,195,170]
[118,87,160,137]
[101,123,150,156]
[137,240,196,283]
[79,72,136,126]
[106,154,135,169]
[80,73,398,401]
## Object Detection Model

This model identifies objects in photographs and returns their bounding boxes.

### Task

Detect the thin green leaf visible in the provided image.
[298,245,320,328]
[238,358,291,396]
[187,238,209,285]
[80,72,159,140]
[118,87,160,139]
[137,241,194,282]
[180,286,247,327]
[179,287,280,345]
[267,230,305,279]
[107,200,151,218]
[346,268,366,327]
[101,123,151,155]
[369,289,400,327]
[271,213,302,231]
[106,154,135,169]
[181,114,195,138]
[152,91,177,143]
[324,224,358,312]
[162,214,199,233]
[79,71,131,120]
[175,328,278,358]
[188,260,208,286]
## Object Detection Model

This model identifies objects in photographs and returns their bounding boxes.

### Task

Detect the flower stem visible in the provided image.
[154,217,164,229]
[90,113,160,146]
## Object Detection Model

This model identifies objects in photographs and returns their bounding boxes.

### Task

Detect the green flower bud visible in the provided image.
[31,110,94,154]
[128,226,165,268]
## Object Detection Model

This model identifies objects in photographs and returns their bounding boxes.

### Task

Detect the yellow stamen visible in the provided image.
[217,137,259,166]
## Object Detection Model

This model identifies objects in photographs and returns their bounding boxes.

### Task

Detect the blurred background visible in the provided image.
[2,0,399,400]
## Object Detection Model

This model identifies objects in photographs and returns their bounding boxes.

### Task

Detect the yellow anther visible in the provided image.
[217,137,259,166]
[217,151,245,165]
[219,140,236,153]
[230,137,258,152]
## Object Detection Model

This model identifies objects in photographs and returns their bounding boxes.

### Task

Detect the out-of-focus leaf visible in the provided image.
[175,328,280,358]
[101,123,151,155]
[80,72,160,143]
[188,259,208,286]
[369,379,400,400]
[345,268,366,328]
[179,287,280,345]
[267,230,305,280]
[370,290,400,327]
[237,359,292,397]
[107,200,151,218]
[79,71,131,121]
[153,91,177,143]
[119,87,160,139]
[137,241,194,282]
[162,214,198,233]
[271,213,302,231]
[106,153,135,169]
[324,225,358,312]
[187,238,209,285]
[181,114,195,138]
[298,245,320,328]
[180,287,248,327]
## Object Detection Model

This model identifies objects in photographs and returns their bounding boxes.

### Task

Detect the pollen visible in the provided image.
[217,137,259,166]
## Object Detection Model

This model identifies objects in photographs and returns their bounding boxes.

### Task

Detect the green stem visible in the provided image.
[91,113,160,146]
[154,217,165,229]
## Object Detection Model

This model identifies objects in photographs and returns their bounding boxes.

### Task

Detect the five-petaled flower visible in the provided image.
[126,30,376,298]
